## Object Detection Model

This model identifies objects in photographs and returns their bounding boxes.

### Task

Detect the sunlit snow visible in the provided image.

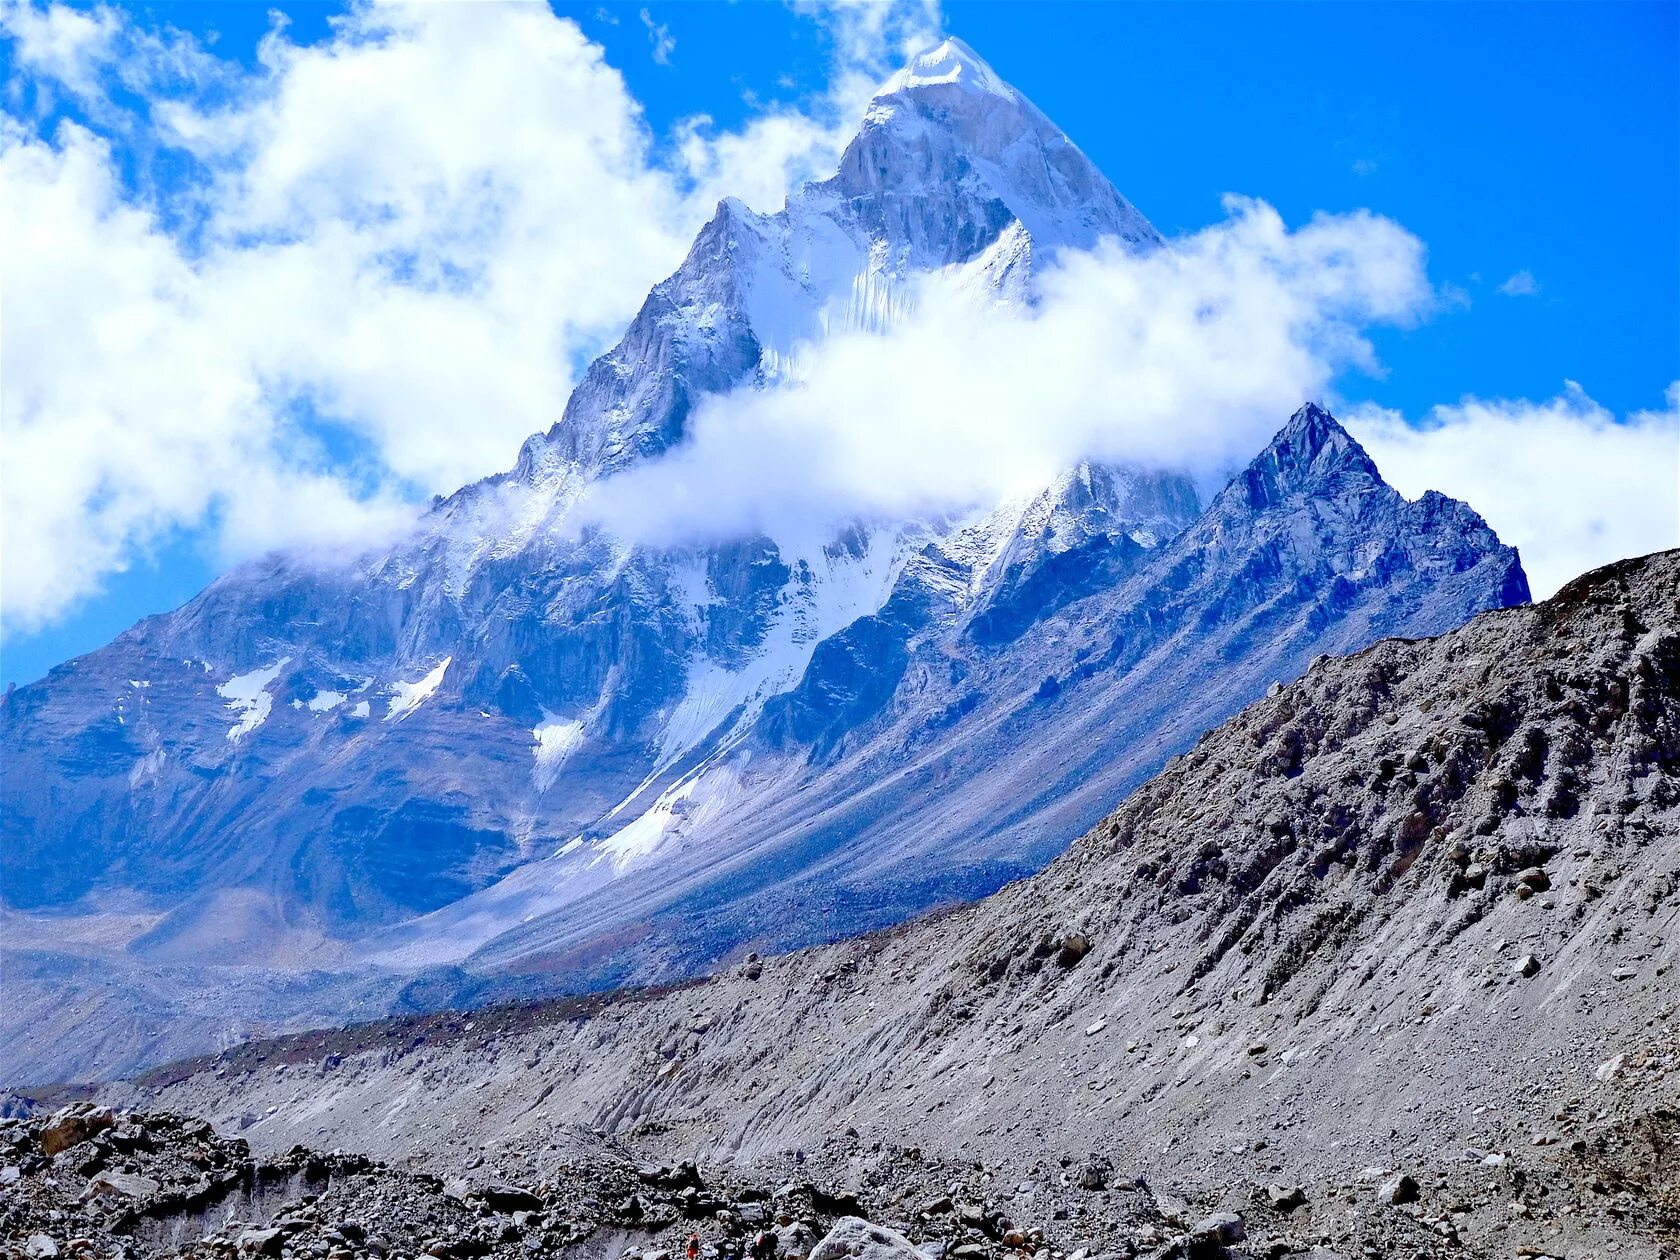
[531,711,585,790]
[217,658,291,742]
[385,658,450,721]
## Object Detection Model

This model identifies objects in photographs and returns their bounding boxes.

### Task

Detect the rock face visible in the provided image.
[108,551,1680,1258]
[0,39,1527,1086]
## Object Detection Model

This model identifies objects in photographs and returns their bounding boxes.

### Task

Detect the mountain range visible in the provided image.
[0,38,1529,1086]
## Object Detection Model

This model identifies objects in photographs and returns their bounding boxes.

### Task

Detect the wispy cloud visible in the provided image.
[1499,268,1541,297]
[639,7,674,66]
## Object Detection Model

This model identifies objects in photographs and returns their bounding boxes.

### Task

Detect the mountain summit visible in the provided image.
[0,40,1527,1085]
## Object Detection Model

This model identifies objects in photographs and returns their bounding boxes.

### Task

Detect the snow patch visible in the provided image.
[305,689,347,713]
[655,529,903,767]
[350,700,371,718]
[386,658,450,721]
[532,711,585,791]
[594,756,747,873]
[217,658,291,742]
[128,749,165,788]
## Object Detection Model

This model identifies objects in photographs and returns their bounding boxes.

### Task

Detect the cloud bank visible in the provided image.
[585,199,1437,543]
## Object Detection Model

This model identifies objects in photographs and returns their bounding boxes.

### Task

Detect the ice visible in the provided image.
[532,711,585,790]
[217,658,291,742]
[386,658,451,721]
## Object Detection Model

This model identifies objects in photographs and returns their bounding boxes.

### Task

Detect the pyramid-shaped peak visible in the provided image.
[875,36,1016,102]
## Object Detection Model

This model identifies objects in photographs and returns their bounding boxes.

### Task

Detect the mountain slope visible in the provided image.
[0,40,1527,1085]
[125,550,1680,1258]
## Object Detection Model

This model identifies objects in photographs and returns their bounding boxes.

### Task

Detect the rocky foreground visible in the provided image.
[4,1095,1675,1260]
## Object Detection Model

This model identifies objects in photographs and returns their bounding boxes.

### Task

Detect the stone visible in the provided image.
[1516,867,1551,892]
[1076,1157,1112,1190]
[1513,954,1542,978]
[82,1170,161,1200]
[238,1228,286,1256]
[1376,1174,1419,1205]
[25,1236,59,1259]
[1595,1053,1626,1082]
[809,1217,923,1260]
[39,1105,114,1157]
[1083,1019,1107,1036]
[777,1222,819,1260]
[1264,1184,1306,1211]
[1193,1212,1245,1244]
[919,1196,954,1216]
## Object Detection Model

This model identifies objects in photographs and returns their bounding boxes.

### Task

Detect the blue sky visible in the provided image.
[2,0,1676,687]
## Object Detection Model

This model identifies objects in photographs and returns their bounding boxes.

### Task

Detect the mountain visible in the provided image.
[114,550,1680,1259]
[0,39,1527,1086]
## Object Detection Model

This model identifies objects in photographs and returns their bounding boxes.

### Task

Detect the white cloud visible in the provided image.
[1499,269,1540,297]
[1348,382,1679,598]
[0,0,120,98]
[584,198,1438,544]
[639,7,674,66]
[0,0,939,634]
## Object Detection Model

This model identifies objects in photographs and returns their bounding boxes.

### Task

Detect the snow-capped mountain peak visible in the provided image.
[874,36,1016,103]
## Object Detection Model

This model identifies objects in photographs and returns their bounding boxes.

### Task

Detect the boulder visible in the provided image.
[1516,867,1551,892]
[777,1222,819,1260]
[480,1183,543,1213]
[1264,1184,1306,1211]
[24,1236,59,1259]
[237,1228,286,1256]
[1193,1212,1246,1245]
[82,1170,162,1200]
[1376,1173,1419,1205]
[39,1104,114,1156]
[809,1217,922,1260]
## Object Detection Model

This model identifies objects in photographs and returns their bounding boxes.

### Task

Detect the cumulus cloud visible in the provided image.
[1499,269,1541,297]
[1349,382,1679,598]
[0,0,936,634]
[584,198,1437,544]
